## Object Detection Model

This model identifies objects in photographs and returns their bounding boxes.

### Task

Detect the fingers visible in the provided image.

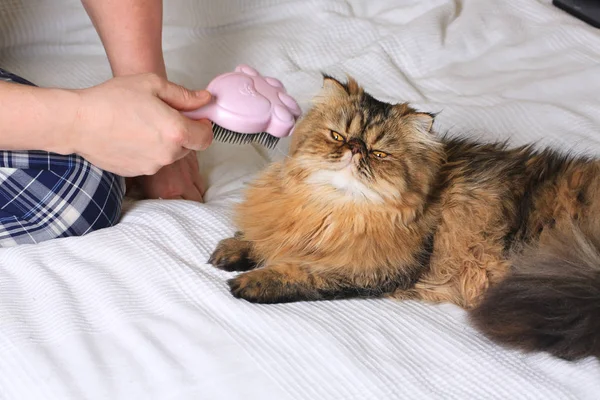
[181,185,204,202]
[137,154,205,203]
[154,78,212,111]
[145,75,214,152]
[193,172,206,197]
[178,153,204,202]
[173,147,193,163]
[190,153,206,198]
[75,73,215,177]
[180,118,214,151]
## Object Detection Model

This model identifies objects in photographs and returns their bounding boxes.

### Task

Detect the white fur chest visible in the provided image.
[306,168,384,203]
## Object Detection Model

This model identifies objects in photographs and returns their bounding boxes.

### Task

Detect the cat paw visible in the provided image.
[208,237,256,272]
[227,269,313,303]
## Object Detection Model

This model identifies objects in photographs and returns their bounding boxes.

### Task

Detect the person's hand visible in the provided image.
[72,73,213,177]
[136,152,206,201]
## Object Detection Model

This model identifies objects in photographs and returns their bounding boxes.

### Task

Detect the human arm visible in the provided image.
[81,0,208,201]
[0,81,79,155]
[0,75,213,177]
[81,0,167,78]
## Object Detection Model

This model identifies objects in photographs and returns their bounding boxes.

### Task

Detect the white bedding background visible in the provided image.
[1,0,600,399]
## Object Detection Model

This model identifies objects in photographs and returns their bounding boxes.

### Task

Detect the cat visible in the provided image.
[208,75,600,361]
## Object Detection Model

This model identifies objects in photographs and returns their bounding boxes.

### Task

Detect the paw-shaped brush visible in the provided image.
[182,65,302,149]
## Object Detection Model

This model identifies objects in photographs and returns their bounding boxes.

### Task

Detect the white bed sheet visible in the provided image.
[1,0,600,399]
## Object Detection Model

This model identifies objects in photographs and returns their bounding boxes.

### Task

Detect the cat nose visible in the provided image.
[347,138,366,155]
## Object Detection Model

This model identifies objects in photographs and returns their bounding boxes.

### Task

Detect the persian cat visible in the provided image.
[208,75,600,361]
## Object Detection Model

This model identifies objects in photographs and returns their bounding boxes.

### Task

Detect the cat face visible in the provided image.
[289,76,443,204]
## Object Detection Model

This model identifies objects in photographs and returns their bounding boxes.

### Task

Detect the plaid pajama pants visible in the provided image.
[0,68,125,247]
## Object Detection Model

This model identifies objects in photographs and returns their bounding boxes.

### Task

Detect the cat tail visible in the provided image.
[469,224,600,361]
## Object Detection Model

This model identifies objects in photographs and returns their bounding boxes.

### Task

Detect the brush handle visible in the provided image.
[182,65,302,137]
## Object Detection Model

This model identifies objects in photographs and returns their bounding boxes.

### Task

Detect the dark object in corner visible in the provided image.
[553,0,600,29]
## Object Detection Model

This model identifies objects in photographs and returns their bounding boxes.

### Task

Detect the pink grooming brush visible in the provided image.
[182,64,302,149]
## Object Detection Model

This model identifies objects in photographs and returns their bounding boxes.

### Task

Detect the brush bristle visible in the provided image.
[212,123,280,149]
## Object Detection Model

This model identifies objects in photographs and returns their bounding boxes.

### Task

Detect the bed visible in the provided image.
[1,0,599,399]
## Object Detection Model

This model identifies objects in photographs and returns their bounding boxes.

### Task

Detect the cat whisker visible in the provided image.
[271,146,293,160]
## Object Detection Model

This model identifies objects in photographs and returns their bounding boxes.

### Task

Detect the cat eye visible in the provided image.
[330,131,345,142]
[372,151,389,158]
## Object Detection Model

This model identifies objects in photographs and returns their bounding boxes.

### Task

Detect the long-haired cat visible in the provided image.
[208,75,600,361]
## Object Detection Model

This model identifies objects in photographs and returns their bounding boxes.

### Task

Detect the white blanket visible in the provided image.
[1,0,600,399]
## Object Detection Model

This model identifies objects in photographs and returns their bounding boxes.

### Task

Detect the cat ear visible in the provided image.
[409,112,436,134]
[313,74,349,103]
[343,76,362,96]
[313,74,362,104]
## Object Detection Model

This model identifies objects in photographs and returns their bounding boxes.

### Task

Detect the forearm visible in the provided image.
[0,81,78,154]
[81,0,166,78]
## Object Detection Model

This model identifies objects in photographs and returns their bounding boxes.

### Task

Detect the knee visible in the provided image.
[0,159,126,247]
[81,169,126,231]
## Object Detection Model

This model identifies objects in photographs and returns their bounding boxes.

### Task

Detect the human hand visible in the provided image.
[72,73,213,177]
[136,152,206,202]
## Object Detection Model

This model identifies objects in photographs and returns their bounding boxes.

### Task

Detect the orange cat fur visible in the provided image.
[208,75,600,360]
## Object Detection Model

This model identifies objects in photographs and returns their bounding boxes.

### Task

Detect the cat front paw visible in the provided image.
[227,269,315,303]
[208,236,257,272]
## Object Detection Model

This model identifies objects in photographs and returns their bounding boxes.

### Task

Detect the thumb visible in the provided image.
[155,80,212,111]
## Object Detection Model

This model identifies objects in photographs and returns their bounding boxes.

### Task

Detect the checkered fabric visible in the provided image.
[0,68,125,247]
